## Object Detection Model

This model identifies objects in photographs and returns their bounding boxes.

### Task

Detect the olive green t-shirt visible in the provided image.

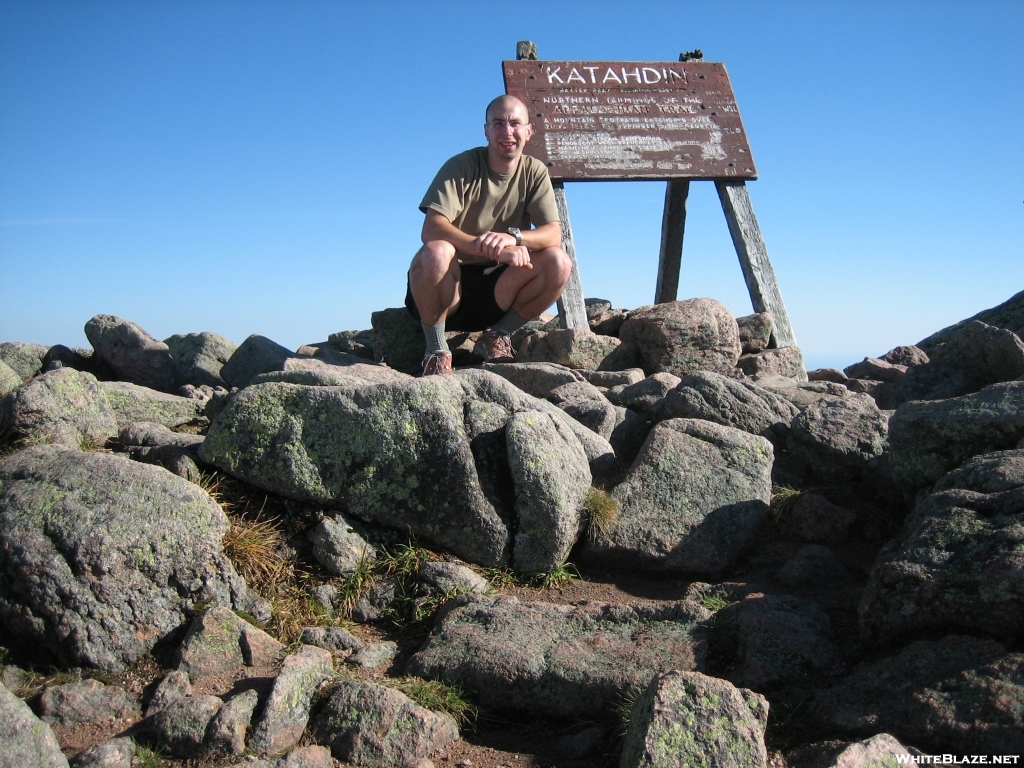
[419,147,559,256]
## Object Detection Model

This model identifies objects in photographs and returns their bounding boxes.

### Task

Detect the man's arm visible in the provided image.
[421,211,561,267]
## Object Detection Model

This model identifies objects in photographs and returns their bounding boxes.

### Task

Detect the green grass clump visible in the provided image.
[697,594,733,612]
[131,742,170,768]
[769,484,805,526]
[613,682,646,736]
[583,486,620,540]
[378,539,432,580]
[527,561,579,589]
[392,677,478,727]
[334,550,377,616]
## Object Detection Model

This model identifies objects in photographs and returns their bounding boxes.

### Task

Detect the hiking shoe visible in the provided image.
[473,330,516,363]
[421,350,453,376]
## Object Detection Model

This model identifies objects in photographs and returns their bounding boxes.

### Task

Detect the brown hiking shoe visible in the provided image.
[421,350,453,376]
[473,330,516,363]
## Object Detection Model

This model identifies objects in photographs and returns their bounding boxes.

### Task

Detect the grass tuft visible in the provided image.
[482,565,521,591]
[613,682,645,736]
[697,594,733,612]
[769,485,805,526]
[527,561,579,589]
[334,550,377,617]
[10,668,83,700]
[391,676,478,727]
[222,513,286,585]
[583,486,620,540]
[378,539,432,580]
[131,741,171,768]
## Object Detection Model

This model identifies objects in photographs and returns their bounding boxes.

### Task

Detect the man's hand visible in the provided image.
[495,244,533,269]
[473,230,517,259]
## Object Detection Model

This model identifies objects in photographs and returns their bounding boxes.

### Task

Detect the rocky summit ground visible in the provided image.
[2,291,1023,768]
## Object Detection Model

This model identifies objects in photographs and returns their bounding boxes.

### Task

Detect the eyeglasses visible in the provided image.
[487,120,528,130]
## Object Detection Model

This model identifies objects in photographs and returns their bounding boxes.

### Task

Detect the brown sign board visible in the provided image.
[503,60,757,181]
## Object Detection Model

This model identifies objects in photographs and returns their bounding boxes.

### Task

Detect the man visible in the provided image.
[405,95,572,375]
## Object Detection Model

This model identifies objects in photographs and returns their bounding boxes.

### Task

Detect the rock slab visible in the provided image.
[586,419,772,576]
[620,670,768,768]
[0,446,268,671]
[311,679,459,767]
[407,595,709,718]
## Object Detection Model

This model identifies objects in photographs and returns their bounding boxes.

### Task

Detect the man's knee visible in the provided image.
[535,246,572,287]
[411,241,457,281]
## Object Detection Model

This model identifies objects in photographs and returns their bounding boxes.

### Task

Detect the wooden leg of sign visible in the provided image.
[715,179,798,349]
[552,181,588,330]
[655,179,690,304]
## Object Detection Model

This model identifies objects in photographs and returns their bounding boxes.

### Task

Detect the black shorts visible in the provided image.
[405,263,509,332]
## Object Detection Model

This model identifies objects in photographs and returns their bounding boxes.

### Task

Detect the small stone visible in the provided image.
[807,368,849,383]
[146,670,192,716]
[299,626,363,654]
[606,372,681,419]
[418,561,489,596]
[620,670,767,768]
[737,312,773,354]
[176,606,285,679]
[774,493,857,545]
[311,679,459,766]
[556,724,605,757]
[247,644,333,757]
[776,545,857,590]
[307,517,375,576]
[351,576,399,623]
[276,745,337,768]
[68,736,135,768]
[147,694,223,758]
[206,689,258,756]
[39,678,139,726]
[347,640,399,669]
[738,345,806,380]
[0,682,69,768]
[518,328,624,370]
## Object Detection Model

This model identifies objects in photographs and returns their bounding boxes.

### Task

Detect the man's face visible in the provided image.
[484,99,534,164]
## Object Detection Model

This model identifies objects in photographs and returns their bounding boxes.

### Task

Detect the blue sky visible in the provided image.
[1,0,1021,371]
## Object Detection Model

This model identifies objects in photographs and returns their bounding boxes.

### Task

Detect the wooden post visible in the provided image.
[715,179,798,348]
[654,179,690,304]
[552,181,588,329]
[517,40,587,330]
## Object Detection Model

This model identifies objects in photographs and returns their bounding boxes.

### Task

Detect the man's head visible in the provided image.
[484,95,534,167]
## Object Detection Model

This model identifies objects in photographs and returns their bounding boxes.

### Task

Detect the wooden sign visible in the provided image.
[503,60,756,181]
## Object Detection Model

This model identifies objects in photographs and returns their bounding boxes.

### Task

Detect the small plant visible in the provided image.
[11,668,82,700]
[222,512,286,585]
[196,470,229,508]
[613,682,646,736]
[131,741,170,768]
[697,594,733,612]
[378,539,432,580]
[264,576,337,644]
[583,486,620,540]
[386,585,463,638]
[335,550,377,617]
[482,565,521,590]
[769,484,805,526]
[392,677,478,727]
[528,561,579,589]
[78,434,110,452]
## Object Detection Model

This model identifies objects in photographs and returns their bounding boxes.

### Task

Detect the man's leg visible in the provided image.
[409,240,460,374]
[475,246,572,362]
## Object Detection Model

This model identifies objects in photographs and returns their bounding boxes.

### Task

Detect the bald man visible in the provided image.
[405,95,571,375]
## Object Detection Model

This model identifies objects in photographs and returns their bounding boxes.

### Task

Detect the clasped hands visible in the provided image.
[473,231,533,269]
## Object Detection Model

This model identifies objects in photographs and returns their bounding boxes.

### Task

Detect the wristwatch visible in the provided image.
[507,227,522,247]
